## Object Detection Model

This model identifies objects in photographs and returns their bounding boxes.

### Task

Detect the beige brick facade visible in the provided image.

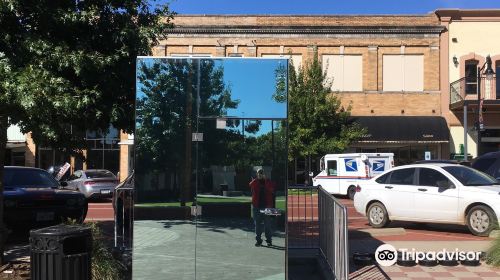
[119,14,450,174]
[158,15,442,118]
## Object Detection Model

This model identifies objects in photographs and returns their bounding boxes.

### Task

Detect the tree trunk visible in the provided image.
[304,155,310,185]
[0,115,8,264]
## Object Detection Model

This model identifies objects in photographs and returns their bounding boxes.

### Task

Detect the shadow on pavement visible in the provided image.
[349,230,387,279]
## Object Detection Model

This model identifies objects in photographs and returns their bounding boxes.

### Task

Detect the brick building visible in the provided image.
[118,14,448,178]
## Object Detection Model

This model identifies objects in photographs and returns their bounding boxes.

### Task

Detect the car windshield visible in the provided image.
[442,166,499,186]
[85,170,115,179]
[3,168,59,188]
[472,158,496,172]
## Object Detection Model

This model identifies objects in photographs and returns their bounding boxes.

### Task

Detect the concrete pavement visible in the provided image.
[133,218,286,280]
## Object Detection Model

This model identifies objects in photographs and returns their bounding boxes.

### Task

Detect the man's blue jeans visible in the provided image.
[253,207,272,242]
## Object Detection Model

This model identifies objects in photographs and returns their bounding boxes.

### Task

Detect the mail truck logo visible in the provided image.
[372,161,385,172]
[344,159,358,172]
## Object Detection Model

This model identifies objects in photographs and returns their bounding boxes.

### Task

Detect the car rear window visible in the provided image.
[3,168,58,188]
[85,171,115,179]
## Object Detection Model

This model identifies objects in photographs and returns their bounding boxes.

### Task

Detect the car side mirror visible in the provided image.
[60,181,68,187]
[309,172,314,177]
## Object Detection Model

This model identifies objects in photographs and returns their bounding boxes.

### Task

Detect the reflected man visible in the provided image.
[249,168,275,246]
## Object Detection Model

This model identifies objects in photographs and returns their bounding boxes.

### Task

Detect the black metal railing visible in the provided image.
[287,185,349,280]
[450,76,498,107]
[318,186,349,280]
[114,173,134,250]
[288,185,319,249]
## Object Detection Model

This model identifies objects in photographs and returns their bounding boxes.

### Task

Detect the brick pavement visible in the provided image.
[382,263,500,280]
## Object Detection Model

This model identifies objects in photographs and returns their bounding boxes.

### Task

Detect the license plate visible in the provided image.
[100,189,111,195]
[36,212,54,222]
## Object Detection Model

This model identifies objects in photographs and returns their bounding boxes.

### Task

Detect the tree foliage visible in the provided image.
[288,54,366,162]
[0,0,175,263]
[0,0,175,147]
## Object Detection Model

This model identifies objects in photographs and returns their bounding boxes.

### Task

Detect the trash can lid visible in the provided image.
[30,224,91,237]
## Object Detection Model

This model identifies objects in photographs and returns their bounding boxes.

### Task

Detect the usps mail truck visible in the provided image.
[312,153,394,199]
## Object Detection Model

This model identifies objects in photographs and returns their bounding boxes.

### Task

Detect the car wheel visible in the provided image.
[347,186,356,200]
[367,202,389,228]
[466,205,497,237]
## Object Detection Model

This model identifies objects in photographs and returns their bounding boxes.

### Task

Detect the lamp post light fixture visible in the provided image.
[476,55,495,157]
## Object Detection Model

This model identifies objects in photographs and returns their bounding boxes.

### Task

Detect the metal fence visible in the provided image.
[287,185,349,280]
[318,186,349,280]
[288,185,319,249]
[114,174,134,250]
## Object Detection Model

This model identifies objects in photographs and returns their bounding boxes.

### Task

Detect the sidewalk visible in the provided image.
[133,218,285,280]
[349,238,500,280]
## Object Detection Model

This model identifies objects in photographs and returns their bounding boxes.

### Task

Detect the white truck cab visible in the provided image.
[312,153,394,199]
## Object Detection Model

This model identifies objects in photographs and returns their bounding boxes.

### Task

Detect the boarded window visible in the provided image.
[322,55,363,91]
[383,55,423,91]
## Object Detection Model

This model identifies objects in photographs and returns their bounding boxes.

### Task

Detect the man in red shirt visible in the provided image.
[249,168,275,246]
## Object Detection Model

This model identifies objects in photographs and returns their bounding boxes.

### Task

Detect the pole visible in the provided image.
[477,66,481,157]
[463,105,468,161]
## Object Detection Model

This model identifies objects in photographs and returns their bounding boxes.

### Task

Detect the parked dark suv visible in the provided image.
[472,151,500,180]
[3,166,88,228]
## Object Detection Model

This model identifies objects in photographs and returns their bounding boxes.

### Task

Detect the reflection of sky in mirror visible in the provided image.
[214,58,288,119]
[225,119,283,137]
[135,57,288,119]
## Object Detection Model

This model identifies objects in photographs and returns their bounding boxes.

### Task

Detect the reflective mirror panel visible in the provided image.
[133,57,288,279]
[195,119,287,279]
[133,58,197,279]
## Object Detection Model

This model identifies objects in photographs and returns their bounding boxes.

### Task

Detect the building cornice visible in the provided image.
[167,25,445,35]
[436,9,500,21]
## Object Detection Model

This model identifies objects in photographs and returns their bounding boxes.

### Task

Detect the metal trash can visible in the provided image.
[30,224,92,280]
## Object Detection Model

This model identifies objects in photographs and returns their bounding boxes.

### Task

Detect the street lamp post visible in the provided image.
[476,55,495,157]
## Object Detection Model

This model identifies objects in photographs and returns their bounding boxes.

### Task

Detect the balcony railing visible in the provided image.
[450,76,499,108]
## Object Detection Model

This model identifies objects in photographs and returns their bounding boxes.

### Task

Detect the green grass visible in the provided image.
[486,226,500,266]
[287,189,318,195]
[135,196,286,211]
[135,202,194,207]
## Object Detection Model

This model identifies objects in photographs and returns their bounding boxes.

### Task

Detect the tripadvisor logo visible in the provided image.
[375,244,397,266]
[374,244,482,267]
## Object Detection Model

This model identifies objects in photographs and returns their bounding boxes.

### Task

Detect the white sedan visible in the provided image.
[353,163,500,236]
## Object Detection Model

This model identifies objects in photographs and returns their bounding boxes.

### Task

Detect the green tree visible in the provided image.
[0,0,174,263]
[288,54,366,184]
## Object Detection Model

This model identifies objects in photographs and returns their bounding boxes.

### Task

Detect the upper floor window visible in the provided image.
[465,60,478,95]
[322,55,362,92]
[383,55,423,92]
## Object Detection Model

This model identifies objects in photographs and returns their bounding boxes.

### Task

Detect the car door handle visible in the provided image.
[385,186,393,189]
[418,188,428,192]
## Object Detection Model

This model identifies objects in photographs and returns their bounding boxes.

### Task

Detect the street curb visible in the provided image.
[350,227,406,237]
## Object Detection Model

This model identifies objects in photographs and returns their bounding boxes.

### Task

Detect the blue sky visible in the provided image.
[163,0,500,15]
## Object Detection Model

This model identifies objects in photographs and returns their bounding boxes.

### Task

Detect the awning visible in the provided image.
[351,116,449,143]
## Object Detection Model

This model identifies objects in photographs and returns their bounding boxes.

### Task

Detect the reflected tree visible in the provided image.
[135,59,238,204]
